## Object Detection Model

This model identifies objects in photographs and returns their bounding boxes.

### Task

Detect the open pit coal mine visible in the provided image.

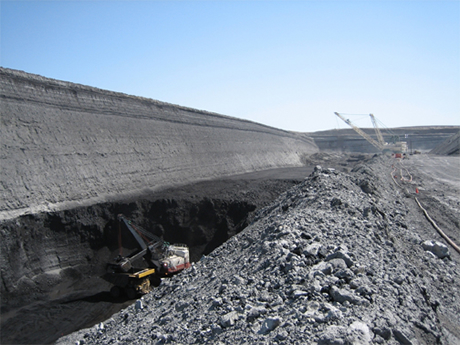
[1,67,459,345]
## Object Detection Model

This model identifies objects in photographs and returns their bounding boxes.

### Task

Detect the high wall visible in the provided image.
[0,68,318,221]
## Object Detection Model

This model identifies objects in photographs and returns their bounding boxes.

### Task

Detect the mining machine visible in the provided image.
[334,112,407,154]
[369,113,385,148]
[103,214,191,299]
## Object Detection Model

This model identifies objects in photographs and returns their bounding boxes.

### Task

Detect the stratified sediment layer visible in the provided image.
[0,68,318,220]
[430,131,460,155]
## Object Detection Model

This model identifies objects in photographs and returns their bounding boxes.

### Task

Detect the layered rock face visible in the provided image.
[0,67,318,221]
[0,67,318,329]
[430,131,460,155]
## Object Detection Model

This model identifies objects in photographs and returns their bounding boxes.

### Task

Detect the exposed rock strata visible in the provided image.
[57,157,460,345]
[430,131,460,155]
[0,67,317,220]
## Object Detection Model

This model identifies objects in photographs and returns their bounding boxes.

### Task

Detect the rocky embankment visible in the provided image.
[0,67,317,221]
[0,174,311,344]
[57,156,460,345]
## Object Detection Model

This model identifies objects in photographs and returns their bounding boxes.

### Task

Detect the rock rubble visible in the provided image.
[57,156,460,345]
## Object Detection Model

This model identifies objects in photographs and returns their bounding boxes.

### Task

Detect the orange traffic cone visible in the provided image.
[415,188,419,194]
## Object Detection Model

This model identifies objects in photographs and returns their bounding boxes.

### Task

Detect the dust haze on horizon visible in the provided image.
[1,0,459,132]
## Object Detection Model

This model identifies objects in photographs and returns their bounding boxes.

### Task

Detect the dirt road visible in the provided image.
[398,155,460,254]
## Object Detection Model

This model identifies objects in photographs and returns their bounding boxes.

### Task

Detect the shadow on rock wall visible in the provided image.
[0,197,256,315]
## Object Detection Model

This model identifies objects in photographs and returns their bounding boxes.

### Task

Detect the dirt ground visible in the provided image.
[399,155,460,259]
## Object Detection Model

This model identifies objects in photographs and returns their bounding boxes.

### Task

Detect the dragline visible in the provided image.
[334,112,407,154]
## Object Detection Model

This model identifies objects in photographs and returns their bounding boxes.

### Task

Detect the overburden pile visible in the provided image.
[58,157,460,345]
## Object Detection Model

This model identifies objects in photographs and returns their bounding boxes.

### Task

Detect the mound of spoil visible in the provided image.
[57,156,460,345]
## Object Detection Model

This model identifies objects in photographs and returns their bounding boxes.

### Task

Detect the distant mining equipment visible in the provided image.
[334,112,407,154]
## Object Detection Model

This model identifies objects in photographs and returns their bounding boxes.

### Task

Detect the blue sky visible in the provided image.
[1,1,459,132]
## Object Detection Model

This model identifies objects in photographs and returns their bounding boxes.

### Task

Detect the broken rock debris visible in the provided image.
[57,157,460,345]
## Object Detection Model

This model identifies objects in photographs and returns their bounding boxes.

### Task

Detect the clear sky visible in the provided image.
[1,1,459,132]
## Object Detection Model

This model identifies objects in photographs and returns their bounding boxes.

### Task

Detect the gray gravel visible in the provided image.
[57,156,460,345]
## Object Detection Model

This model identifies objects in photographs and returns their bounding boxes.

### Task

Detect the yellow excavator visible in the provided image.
[102,214,191,299]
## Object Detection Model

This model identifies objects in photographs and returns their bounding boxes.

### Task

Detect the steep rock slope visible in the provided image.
[0,67,318,221]
[430,131,460,156]
[57,156,460,345]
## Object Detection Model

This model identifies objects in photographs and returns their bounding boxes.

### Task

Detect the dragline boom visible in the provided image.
[334,112,383,151]
[370,114,385,147]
